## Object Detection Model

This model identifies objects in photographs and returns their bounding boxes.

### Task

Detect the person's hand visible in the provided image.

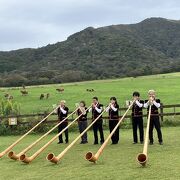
[149,97,153,105]
[92,103,96,108]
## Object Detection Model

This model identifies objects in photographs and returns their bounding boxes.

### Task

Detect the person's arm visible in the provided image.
[153,101,160,108]
[136,100,143,108]
[110,104,118,111]
[95,106,102,113]
[60,107,67,114]
[144,101,149,108]
[89,107,92,112]
[105,106,110,112]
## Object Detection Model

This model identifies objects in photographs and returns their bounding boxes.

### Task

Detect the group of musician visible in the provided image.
[57,89,163,145]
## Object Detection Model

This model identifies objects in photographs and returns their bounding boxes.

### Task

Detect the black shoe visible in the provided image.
[133,142,137,144]
[159,142,163,145]
[80,141,88,144]
[140,141,144,144]
[112,142,118,145]
[57,141,63,144]
[100,141,104,145]
[94,142,98,145]
[149,142,153,145]
[65,141,69,144]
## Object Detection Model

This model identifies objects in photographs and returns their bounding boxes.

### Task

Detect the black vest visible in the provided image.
[145,99,160,114]
[109,104,119,120]
[77,107,88,121]
[57,106,69,121]
[92,103,103,120]
[132,100,144,117]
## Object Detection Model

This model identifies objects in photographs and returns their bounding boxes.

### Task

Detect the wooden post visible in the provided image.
[160,103,163,122]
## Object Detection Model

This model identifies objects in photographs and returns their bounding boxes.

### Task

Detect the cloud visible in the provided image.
[0,0,180,51]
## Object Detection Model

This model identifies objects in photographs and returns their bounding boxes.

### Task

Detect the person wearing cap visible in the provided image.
[144,90,163,145]
[89,97,104,145]
[57,100,69,144]
[77,101,88,144]
[106,97,120,144]
[131,92,144,144]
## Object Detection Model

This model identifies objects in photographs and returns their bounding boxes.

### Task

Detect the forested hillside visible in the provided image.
[0,17,180,87]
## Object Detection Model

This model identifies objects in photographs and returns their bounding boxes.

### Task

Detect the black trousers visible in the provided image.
[78,121,88,143]
[149,116,163,143]
[132,117,144,143]
[92,119,104,144]
[109,120,119,144]
[58,121,68,143]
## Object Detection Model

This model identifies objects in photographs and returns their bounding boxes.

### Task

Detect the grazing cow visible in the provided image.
[46,93,50,99]
[8,95,13,100]
[40,94,45,100]
[86,88,95,92]
[4,93,9,98]
[20,90,28,96]
[4,93,13,100]
[22,85,26,89]
[56,88,64,93]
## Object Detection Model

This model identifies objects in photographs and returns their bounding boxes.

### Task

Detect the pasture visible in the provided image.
[0,72,180,179]
[0,72,180,115]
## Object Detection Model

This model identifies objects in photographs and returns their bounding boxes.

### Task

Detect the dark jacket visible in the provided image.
[145,99,160,114]
[92,103,103,120]
[132,100,144,117]
[77,107,88,121]
[57,106,69,121]
[109,104,119,120]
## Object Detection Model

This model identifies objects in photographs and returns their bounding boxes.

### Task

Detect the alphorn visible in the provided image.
[47,105,110,164]
[8,108,78,160]
[20,106,91,164]
[0,105,60,159]
[136,105,152,166]
[85,100,135,163]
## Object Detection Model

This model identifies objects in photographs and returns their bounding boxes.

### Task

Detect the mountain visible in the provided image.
[0,17,180,87]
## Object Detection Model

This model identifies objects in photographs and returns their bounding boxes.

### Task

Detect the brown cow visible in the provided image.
[86,88,95,92]
[56,88,64,93]
[46,93,50,99]
[20,90,28,96]
[40,94,45,100]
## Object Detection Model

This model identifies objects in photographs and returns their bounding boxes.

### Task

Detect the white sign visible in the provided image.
[8,117,17,125]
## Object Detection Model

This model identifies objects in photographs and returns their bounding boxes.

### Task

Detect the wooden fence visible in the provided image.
[0,104,180,126]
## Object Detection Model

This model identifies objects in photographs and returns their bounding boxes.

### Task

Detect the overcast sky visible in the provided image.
[0,0,180,51]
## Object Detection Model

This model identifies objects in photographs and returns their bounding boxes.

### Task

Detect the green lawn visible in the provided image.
[0,127,180,180]
[0,72,180,114]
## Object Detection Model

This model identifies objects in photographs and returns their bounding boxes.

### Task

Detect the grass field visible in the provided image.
[0,127,180,180]
[0,72,180,115]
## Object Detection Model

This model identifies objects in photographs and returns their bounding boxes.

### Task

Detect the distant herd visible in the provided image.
[2,86,95,101]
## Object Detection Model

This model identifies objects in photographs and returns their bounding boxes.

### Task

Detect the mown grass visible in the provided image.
[0,127,180,180]
[0,72,180,114]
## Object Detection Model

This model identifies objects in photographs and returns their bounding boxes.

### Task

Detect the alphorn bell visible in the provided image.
[47,105,110,164]
[85,100,135,163]
[19,106,91,164]
[8,108,78,161]
[0,105,60,159]
[136,105,152,166]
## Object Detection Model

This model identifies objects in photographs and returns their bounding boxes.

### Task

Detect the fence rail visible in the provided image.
[0,104,180,126]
